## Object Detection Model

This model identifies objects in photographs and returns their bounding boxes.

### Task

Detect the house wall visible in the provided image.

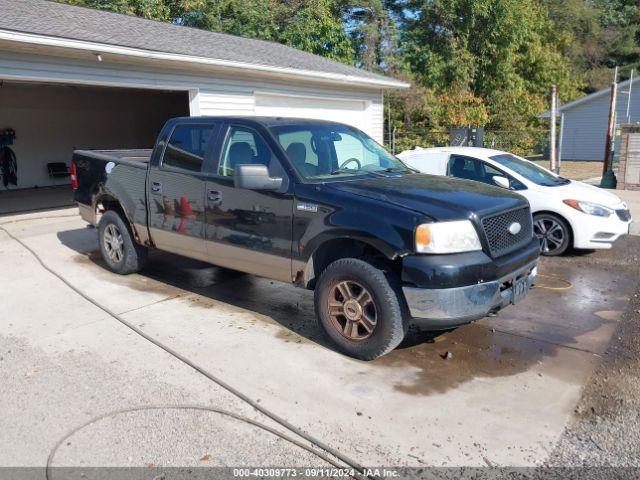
[561,81,640,161]
[0,82,187,188]
[0,50,385,142]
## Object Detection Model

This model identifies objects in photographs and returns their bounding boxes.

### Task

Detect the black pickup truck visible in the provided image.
[73,117,539,360]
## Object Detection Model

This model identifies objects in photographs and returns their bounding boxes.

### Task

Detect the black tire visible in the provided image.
[533,212,571,256]
[98,210,148,274]
[314,258,408,360]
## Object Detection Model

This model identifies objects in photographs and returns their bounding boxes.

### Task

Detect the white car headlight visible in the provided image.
[563,199,613,218]
[415,220,482,254]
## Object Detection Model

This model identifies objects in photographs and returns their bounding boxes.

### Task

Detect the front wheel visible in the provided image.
[314,258,408,360]
[533,213,571,256]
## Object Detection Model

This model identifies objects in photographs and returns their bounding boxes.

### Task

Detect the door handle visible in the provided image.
[151,181,162,194]
[208,190,222,205]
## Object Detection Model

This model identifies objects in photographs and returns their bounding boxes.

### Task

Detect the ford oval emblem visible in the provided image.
[508,222,522,235]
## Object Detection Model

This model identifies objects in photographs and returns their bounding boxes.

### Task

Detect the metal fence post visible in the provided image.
[550,85,557,173]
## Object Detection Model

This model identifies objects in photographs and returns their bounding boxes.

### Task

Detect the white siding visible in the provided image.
[0,50,384,142]
[561,79,640,161]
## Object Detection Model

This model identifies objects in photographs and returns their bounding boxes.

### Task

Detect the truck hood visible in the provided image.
[326,173,528,221]
[538,179,624,208]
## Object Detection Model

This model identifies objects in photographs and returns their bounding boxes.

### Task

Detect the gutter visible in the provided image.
[0,29,411,89]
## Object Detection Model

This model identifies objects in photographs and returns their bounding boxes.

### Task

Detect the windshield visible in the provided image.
[270,123,411,180]
[489,154,570,186]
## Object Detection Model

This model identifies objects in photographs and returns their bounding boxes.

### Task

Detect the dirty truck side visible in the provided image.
[73,117,539,360]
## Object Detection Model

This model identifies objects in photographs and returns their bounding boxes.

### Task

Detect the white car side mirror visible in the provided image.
[492,175,510,189]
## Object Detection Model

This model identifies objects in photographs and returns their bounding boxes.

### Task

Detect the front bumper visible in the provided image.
[400,238,540,329]
[571,205,633,249]
[403,260,536,328]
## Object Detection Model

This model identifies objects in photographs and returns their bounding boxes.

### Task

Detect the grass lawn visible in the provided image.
[531,160,603,181]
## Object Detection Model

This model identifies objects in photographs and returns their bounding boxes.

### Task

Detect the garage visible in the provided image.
[254,92,371,133]
[0,0,407,214]
[1,82,188,188]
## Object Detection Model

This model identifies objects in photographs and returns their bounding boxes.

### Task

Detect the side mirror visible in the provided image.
[492,175,510,189]
[234,164,282,191]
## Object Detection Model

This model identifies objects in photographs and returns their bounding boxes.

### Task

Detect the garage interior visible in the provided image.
[0,81,190,214]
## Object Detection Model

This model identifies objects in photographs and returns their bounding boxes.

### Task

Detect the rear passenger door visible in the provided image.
[147,122,219,262]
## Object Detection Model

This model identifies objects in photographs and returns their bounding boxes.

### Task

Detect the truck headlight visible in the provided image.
[563,199,612,217]
[415,220,482,254]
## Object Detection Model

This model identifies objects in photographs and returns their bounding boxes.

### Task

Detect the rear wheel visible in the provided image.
[314,258,408,360]
[98,210,147,274]
[533,213,570,256]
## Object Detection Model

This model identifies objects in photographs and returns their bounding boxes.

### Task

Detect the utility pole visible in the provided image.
[600,67,618,188]
[550,85,557,173]
[386,93,392,149]
[558,113,565,174]
[625,69,634,123]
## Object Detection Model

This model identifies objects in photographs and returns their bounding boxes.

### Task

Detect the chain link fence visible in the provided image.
[385,129,551,160]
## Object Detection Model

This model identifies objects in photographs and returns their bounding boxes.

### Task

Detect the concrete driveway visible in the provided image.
[1,209,638,471]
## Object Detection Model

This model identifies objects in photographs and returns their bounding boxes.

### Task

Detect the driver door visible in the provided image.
[204,125,294,283]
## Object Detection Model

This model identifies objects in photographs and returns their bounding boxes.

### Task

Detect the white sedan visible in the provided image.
[397,146,633,256]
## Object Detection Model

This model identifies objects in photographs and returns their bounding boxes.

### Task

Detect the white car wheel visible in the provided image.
[533,213,570,256]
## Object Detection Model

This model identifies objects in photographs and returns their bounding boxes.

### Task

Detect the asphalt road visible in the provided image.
[0,208,638,474]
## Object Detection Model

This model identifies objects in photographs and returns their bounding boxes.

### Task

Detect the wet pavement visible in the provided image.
[1,212,639,468]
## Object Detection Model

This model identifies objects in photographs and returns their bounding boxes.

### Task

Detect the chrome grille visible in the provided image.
[616,209,631,222]
[481,207,533,258]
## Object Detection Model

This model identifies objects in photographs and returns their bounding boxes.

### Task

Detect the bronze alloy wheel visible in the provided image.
[327,280,377,341]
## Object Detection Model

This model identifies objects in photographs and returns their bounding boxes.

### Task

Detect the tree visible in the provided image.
[59,0,173,20]
[399,0,580,126]
[544,0,640,91]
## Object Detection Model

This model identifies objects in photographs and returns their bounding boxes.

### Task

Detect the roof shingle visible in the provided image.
[0,0,404,86]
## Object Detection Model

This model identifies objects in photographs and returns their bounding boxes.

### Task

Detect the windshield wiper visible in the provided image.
[554,176,571,185]
[329,168,359,175]
[368,166,414,176]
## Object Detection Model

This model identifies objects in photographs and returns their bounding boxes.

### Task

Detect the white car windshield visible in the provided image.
[489,153,570,187]
[271,123,411,180]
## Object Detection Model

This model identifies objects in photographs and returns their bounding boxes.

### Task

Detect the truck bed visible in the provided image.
[73,149,153,167]
[73,148,152,233]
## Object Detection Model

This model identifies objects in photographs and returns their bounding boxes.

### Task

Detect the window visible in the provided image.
[333,130,382,169]
[489,153,569,187]
[448,155,485,182]
[218,126,283,177]
[278,130,319,166]
[483,162,526,190]
[448,155,525,190]
[270,123,409,180]
[163,124,216,172]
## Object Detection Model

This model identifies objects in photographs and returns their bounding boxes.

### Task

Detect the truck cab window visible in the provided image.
[218,126,283,177]
[163,124,215,173]
[278,130,320,177]
[271,124,408,180]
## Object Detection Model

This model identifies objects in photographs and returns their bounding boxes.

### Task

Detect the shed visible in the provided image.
[540,77,640,161]
[0,0,408,197]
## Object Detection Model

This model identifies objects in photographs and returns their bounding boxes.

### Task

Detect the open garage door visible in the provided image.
[254,92,370,134]
[0,82,189,213]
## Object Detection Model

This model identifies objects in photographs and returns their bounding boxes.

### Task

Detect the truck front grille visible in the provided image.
[481,207,533,258]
